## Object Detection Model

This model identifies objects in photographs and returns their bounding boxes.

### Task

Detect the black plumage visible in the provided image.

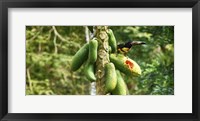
[117,41,145,55]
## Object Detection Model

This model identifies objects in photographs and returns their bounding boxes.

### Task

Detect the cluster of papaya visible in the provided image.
[71,37,98,82]
[71,28,141,95]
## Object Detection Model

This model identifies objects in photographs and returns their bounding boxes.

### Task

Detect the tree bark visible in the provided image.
[95,26,110,95]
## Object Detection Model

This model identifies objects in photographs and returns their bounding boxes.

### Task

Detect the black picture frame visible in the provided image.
[0,0,199,121]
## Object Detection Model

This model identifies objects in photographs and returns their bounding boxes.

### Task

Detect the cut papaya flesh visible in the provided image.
[109,54,141,77]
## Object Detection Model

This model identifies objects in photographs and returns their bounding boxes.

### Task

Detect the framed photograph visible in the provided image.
[0,0,199,121]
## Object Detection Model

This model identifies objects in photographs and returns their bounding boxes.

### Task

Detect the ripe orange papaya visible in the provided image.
[110,54,141,77]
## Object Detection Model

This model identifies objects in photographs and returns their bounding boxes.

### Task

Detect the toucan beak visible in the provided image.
[131,41,146,45]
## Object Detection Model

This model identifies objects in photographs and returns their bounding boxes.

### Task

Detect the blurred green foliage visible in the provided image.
[26,26,174,95]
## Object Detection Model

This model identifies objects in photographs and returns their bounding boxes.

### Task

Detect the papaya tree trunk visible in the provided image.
[95,26,109,95]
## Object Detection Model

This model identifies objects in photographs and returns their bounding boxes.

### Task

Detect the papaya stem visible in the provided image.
[95,26,109,95]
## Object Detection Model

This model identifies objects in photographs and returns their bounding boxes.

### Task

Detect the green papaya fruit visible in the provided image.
[105,63,117,92]
[112,71,127,95]
[71,43,89,71]
[126,85,130,95]
[84,60,96,81]
[108,46,112,53]
[89,38,98,63]
[109,54,141,77]
[107,29,117,53]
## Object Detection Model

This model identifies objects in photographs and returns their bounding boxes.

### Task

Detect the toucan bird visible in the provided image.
[117,41,146,56]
